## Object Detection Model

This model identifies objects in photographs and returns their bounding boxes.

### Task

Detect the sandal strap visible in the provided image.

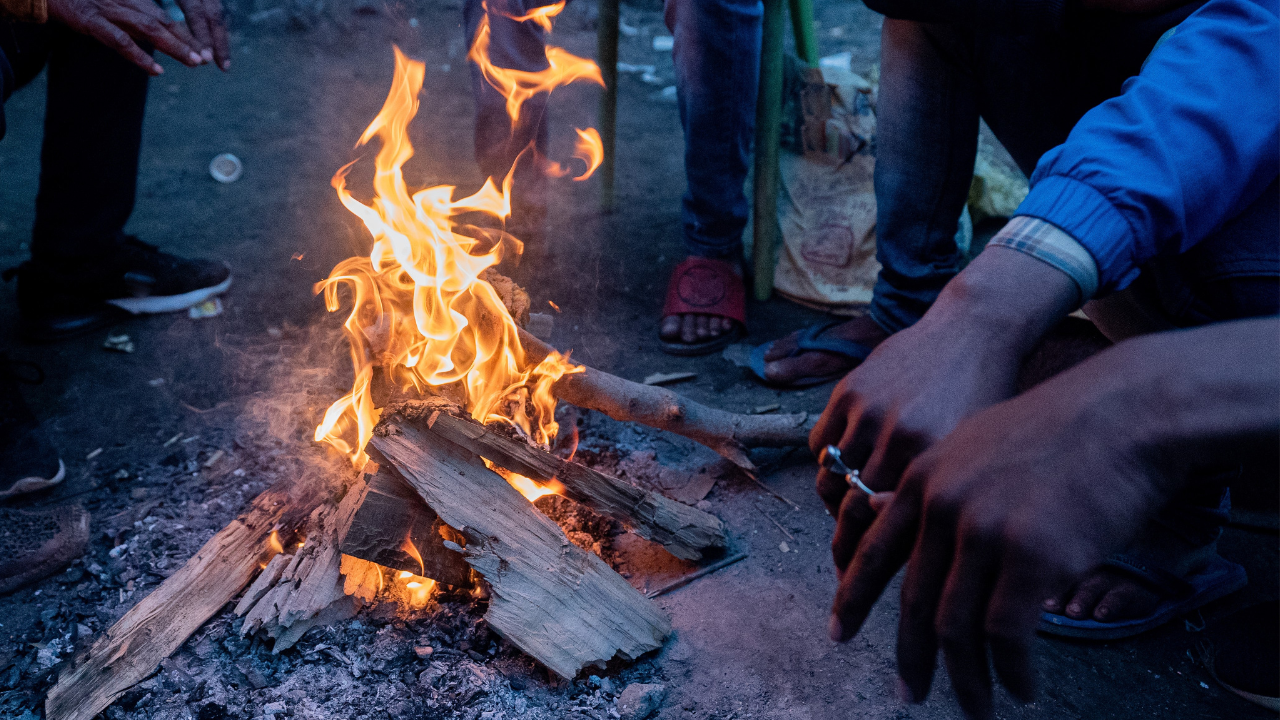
[1102,553,1197,600]
[795,321,875,361]
[661,257,747,325]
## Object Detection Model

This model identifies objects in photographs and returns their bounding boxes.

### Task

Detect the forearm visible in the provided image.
[1117,318,1280,469]
[924,245,1082,360]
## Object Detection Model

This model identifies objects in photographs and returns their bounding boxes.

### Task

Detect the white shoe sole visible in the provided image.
[106,275,232,314]
[0,458,66,500]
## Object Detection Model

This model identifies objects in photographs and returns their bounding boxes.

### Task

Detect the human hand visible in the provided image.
[829,357,1171,718]
[811,247,1081,573]
[175,0,230,70]
[47,0,204,75]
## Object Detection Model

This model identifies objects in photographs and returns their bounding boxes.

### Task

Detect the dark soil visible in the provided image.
[0,1,1274,718]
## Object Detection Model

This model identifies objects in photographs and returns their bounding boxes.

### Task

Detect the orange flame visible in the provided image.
[469,2,604,124]
[546,128,604,181]
[401,532,426,576]
[502,0,565,31]
[314,41,586,479]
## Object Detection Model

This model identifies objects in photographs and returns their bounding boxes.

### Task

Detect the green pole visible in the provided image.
[596,0,620,211]
[752,0,785,301]
[787,0,819,66]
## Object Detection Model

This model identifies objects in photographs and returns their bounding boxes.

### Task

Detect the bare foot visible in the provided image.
[761,316,888,385]
[1042,567,1163,622]
[659,314,739,345]
[1043,529,1218,623]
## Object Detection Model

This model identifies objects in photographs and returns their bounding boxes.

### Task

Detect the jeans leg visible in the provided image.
[30,26,148,263]
[868,20,978,334]
[666,0,762,260]
[465,0,553,192]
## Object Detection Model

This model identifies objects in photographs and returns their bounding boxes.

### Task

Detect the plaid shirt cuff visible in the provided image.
[988,216,1099,304]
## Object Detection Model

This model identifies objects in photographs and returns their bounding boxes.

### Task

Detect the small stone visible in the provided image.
[695,500,712,512]
[262,700,287,715]
[598,677,616,695]
[413,645,433,659]
[617,683,666,720]
[130,487,148,500]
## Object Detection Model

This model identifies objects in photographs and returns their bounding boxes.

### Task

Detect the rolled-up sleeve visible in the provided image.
[1015,0,1280,293]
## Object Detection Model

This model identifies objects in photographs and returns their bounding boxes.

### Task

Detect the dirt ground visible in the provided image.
[0,1,1275,718]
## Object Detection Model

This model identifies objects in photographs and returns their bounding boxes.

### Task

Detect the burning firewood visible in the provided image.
[339,464,474,584]
[233,474,370,651]
[371,413,671,679]
[45,474,336,720]
[516,328,811,472]
[406,400,727,561]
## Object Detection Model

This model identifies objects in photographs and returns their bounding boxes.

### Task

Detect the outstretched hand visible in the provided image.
[47,0,230,75]
[829,363,1168,718]
[811,247,1081,573]
[829,317,1280,719]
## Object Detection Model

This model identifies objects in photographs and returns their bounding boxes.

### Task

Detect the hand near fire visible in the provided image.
[810,247,1082,571]
[827,355,1171,718]
[47,0,230,76]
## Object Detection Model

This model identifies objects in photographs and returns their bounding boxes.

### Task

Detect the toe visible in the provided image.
[695,315,710,339]
[1064,574,1112,620]
[681,315,698,344]
[763,330,801,362]
[764,350,856,385]
[1093,580,1161,622]
[659,315,683,341]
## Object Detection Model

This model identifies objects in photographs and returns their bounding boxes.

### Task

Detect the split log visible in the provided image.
[235,473,375,651]
[518,328,811,471]
[46,474,336,720]
[419,406,726,561]
[339,465,474,585]
[371,414,671,678]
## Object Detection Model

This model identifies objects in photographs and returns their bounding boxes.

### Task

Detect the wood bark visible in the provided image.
[46,474,336,720]
[339,465,474,585]
[371,414,671,678]
[517,328,811,471]
[419,407,726,561]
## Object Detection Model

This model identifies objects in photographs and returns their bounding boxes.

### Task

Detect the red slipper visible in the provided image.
[660,257,747,356]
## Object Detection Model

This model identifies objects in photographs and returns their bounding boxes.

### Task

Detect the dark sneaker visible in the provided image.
[0,356,65,499]
[5,235,232,341]
[0,505,89,594]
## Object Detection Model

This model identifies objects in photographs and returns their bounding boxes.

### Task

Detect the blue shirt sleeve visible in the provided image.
[1014,0,1280,292]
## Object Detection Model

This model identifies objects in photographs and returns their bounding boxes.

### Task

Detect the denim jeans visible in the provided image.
[466,0,762,258]
[0,23,150,264]
[870,6,1209,333]
[665,0,762,260]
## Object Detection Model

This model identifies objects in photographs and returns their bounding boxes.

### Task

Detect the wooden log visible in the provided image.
[235,474,375,651]
[517,328,811,471]
[418,406,726,561]
[339,465,473,586]
[371,415,671,678]
[46,473,336,720]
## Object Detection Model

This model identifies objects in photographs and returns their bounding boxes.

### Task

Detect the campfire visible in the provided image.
[46,8,812,719]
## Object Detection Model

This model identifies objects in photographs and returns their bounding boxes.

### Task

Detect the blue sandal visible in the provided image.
[1038,552,1247,641]
[748,320,875,388]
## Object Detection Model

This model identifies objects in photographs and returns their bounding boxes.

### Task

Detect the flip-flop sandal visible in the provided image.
[660,257,747,357]
[748,320,874,388]
[1038,552,1248,641]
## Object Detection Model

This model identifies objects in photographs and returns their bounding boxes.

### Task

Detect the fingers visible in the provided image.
[829,490,919,643]
[830,487,877,573]
[204,0,232,69]
[861,413,929,493]
[177,0,231,69]
[985,545,1059,704]
[815,467,848,517]
[108,3,203,67]
[895,495,957,703]
[85,16,165,75]
[935,526,1002,720]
